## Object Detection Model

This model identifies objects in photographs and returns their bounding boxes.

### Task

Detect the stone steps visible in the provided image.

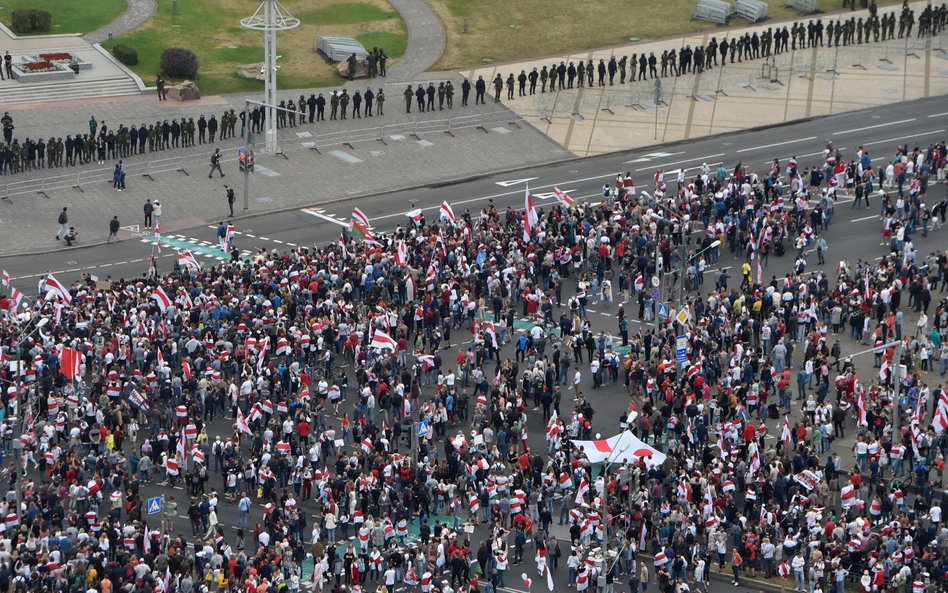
[0,76,141,105]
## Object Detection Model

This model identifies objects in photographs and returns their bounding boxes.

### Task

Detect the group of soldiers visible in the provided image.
[269,88,388,127]
[492,4,947,101]
[0,110,247,175]
[402,80,459,113]
[344,46,388,80]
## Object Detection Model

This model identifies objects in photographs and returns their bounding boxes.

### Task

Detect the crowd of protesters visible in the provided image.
[0,135,945,593]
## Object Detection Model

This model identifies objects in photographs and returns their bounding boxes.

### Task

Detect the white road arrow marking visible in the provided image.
[532,189,576,200]
[495,177,538,187]
[301,208,348,227]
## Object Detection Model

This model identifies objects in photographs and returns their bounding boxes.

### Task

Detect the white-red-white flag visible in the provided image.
[552,186,574,208]
[440,201,456,223]
[44,274,72,304]
[236,408,252,435]
[151,286,172,312]
[523,185,538,242]
[370,330,398,352]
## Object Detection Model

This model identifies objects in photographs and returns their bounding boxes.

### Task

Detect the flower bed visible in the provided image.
[22,61,55,72]
[39,52,74,62]
[11,58,76,82]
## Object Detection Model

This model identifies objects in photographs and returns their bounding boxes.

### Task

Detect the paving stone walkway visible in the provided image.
[84,0,157,45]
[386,0,446,81]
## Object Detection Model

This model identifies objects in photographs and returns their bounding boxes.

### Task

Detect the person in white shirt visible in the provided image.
[384,567,396,593]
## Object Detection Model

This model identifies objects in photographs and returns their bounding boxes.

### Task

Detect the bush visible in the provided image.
[11,9,52,34]
[160,47,199,80]
[112,44,138,66]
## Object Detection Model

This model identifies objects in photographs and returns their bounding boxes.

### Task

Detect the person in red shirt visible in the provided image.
[731,548,743,585]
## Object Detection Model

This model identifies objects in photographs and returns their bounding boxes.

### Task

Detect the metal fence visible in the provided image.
[0,110,523,202]
[511,26,948,123]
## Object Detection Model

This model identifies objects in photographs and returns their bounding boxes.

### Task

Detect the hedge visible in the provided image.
[112,44,138,66]
[11,9,52,34]
[160,47,199,80]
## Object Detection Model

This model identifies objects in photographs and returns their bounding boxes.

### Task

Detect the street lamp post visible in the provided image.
[649,212,676,335]
[597,443,629,593]
[679,240,721,310]
[839,338,904,430]
[12,316,48,524]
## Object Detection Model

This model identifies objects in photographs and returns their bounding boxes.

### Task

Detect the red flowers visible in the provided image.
[39,52,73,61]
[23,61,54,72]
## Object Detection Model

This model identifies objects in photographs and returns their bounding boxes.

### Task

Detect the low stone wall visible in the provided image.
[10,63,76,82]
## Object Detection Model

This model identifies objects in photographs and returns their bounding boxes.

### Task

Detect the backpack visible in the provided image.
[58,211,67,224]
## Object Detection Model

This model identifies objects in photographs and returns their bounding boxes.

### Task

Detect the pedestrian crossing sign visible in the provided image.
[147,496,162,515]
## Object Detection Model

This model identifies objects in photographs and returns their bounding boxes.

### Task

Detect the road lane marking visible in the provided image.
[632,153,725,170]
[735,137,817,153]
[850,215,878,222]
[863,129,945,146]
[832,118,915,135]
[625,150,686,163]
[928,112,948,118]
[301,208,349,227]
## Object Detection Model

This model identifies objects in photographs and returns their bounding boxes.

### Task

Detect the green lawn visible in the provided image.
[301,2,397,25]
[0,0,126,35]
[114,0,406,96]
[429,0,904,70]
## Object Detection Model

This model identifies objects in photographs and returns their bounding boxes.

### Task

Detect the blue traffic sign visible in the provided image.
[417,420,430,438]
[675,335,688,364]
[657,303,669,320]
[650,289,660,302]
[147,496,162,515]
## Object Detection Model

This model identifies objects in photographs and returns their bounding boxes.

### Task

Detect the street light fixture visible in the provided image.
[679,240,721,309]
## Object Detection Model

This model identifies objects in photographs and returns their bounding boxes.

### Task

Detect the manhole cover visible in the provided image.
[883,88,899,94]
[878,63,897,71]
[570,113,584,121]
[818,74,836,81]
[722,142,732,146]
[255,196,274,203]
[760,84,779,91]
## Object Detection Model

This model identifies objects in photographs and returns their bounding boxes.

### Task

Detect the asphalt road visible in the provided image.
[12,93,948,593]
[3,94,947,285]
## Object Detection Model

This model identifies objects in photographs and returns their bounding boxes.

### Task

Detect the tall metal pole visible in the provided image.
[263,0,277,153]
[892,341,903,431]
[241,0,299,155]
[11,315,47,528]
[243,102,252,212]
[12,343,22,525]
[654,239,662,335]
[599,463,609,593]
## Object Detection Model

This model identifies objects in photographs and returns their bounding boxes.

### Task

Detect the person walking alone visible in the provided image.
[108,216,120,244]
[143,199,154,230]
[209,148,225,178]
[226,186,236,217]
[56,207,68,240]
